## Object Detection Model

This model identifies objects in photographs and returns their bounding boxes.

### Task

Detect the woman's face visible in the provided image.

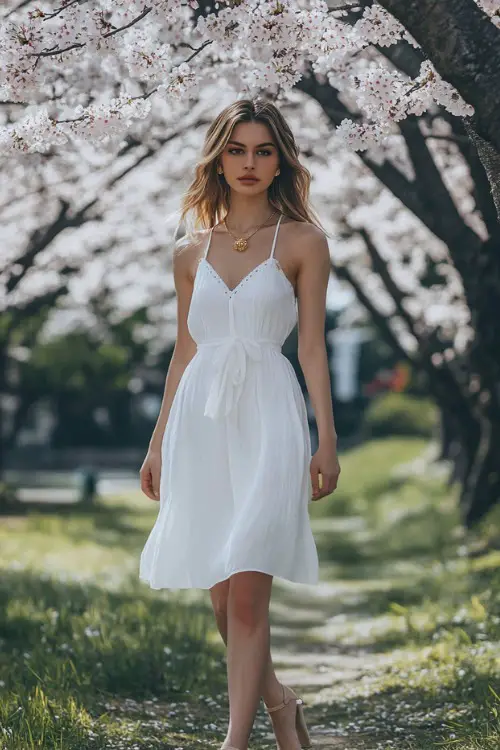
[218,121,280,194]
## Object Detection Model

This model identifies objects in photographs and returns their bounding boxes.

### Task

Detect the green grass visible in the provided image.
[0,496,228,749]
[304,438,500,749]
[1,437,500,749]
[0,573,223,748]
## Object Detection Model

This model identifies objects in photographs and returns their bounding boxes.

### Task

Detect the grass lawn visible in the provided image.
[1,437,500,749]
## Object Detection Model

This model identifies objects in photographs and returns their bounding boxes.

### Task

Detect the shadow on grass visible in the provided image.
[264,465,496,662]
[0,568,226,707]
[311,474,409,521]
[314,487,459,581]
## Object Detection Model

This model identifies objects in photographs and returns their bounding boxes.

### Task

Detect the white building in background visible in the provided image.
[328,327,372,402]
[305,324,373,452]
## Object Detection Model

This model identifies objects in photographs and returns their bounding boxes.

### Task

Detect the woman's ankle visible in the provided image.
[262,679,285,708]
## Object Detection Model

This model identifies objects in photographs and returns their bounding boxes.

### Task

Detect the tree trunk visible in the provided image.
[464,122,500,218]
[0,345,7,481]
[462,415,500,527]
[437,408,472,488]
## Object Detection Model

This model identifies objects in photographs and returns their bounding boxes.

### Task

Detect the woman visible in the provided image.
[139,98,340,750]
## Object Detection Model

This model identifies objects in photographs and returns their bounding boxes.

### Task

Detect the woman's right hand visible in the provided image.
[140,448,162,501]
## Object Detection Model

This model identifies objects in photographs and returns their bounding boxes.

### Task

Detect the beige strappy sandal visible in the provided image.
[266,683,312,749]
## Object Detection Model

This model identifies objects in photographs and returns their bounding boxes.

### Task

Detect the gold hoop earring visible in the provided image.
[275,169,280,177]
[217,167,223,175]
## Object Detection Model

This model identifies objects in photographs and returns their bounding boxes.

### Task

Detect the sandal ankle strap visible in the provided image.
[266,683,292,713]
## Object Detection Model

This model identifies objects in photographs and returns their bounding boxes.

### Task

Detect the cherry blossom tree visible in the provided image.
[369,0,500,211]
[294,58,500,524]
[0,97,213,474]
[304,103,489,525]
[1,2,498,179]
[1,0,500,523]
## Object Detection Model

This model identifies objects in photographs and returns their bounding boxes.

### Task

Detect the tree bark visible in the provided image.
[462,416,500,527]
[0,345,7,480]
[449,118,500,241]
[463,122,500,218]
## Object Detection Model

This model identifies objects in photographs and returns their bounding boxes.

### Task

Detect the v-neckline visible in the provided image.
[200,257,296,299]
[201,257,273,295]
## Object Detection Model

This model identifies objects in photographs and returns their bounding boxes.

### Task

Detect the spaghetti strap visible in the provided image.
[173,215,183,244]
[269,214,283,259]
[205,215,281,262]
[204,227,215,259]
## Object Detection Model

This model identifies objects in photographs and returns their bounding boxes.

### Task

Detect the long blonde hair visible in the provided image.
[178,98,326,237]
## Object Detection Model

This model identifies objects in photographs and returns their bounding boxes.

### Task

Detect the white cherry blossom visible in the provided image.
[0,0,491,154]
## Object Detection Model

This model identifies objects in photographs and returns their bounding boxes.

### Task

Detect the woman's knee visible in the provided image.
[228,572,272,630]
[209,578,230,620]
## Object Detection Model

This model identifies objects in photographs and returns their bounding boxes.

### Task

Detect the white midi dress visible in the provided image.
[139,215,319,590]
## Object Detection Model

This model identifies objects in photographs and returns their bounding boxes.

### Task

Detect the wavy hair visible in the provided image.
[177,98,325,238]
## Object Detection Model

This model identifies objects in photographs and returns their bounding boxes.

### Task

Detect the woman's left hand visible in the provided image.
[310,442,340,501]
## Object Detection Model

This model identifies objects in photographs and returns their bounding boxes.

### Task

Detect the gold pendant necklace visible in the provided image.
[233,237,250,253]
[224,209,277,252]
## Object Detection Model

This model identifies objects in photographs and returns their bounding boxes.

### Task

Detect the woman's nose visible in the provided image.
[244,153,255,169]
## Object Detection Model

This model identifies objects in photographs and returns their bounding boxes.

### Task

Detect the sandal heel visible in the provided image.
[266,683,313,749]
[295,699,312,748]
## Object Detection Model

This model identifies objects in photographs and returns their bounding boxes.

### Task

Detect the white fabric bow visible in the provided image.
[203,337,277,420]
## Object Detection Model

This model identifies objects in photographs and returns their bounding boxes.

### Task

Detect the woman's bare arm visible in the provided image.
[148,234,202,453]
[295,223,340,499]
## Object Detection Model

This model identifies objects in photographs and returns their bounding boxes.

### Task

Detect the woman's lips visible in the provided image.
[238,176,260,182]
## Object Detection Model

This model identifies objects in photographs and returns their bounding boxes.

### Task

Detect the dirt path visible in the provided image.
[253,575,391,750]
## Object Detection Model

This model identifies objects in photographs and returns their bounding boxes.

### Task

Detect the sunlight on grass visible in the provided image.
[0,492,156,587]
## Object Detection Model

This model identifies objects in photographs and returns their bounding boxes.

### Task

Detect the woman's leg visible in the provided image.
[209,572,301,749]
[224,571,273,749]
[209,577,283,707]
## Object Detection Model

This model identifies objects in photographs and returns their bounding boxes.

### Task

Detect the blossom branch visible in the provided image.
[26,5,153,59]
[371,0,500,154]
[41,0,82,21]
[2,0,33,20]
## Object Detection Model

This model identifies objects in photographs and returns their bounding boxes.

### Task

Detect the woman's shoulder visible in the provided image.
[282,218,329,274]
[282,218,328,244]
[171,229,211,282]
[173,228,210,259]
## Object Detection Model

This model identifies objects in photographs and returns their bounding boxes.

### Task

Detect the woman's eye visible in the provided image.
[227,148,272,156]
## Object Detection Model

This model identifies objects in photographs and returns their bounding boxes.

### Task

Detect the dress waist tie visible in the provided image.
[197,336,281,419]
